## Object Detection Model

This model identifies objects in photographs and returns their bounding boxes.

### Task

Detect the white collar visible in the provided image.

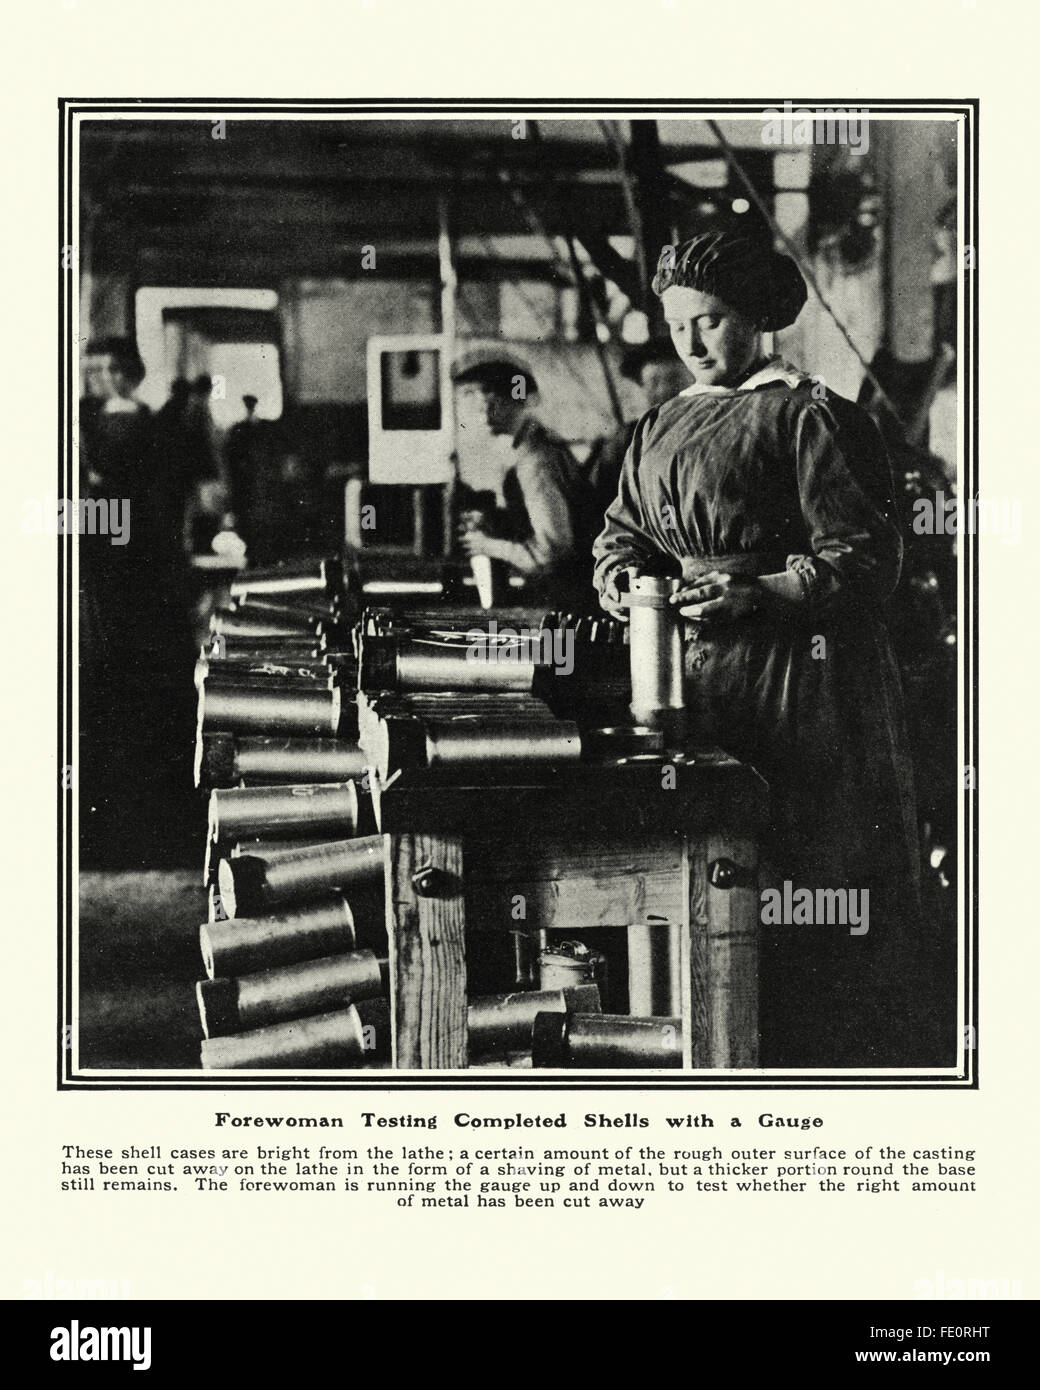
[679,356,809,397]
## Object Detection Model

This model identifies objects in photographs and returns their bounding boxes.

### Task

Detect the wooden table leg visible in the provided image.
[385,831,468,1069]
[685,832,760,1069]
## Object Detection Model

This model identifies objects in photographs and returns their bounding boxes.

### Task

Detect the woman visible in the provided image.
[594,230,931,1068]
[80,339,189,644]
[79,339,196,864]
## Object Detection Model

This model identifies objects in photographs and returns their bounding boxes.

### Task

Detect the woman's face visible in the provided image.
[661,285,762,388]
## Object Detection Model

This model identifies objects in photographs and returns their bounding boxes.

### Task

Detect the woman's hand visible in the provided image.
[599,565,640,622]
[669,570,762,622]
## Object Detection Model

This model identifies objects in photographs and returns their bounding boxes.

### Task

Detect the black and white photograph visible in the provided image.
[8,0,1040,1336]
[62,102,974,1084]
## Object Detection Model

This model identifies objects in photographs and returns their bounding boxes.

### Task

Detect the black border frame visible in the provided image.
[58,97,979,1092]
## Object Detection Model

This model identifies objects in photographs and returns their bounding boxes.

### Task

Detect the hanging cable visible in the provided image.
[466,233,593,401]
[563,232,625,426]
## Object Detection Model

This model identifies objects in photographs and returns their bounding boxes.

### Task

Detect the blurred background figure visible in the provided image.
[229,391,260,439]
[224,393,261,549]
[154,376,191,434]
[78,337,114,440]
[583,339,691,521]
[79,336,152,513]
[182,374,229,554]
[78,339,197,866]
[225,392,290,561]
[149,377,211,566]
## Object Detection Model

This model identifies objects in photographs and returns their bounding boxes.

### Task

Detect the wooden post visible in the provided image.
[385,831,467,1068]
[344,478,363,552]
[680,842,695,1069]
[412,487,426,558]
[627,120,672,330]
[685,832,760,1069]
[438,194,458,558]
[879,121,945,365]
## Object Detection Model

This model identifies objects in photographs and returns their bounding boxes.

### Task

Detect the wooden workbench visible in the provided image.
[373,752,769,1072]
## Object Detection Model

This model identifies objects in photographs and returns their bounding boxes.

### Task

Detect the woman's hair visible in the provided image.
[652,230,807,332]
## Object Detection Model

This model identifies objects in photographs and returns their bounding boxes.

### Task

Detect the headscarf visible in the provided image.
[652,230,807,332]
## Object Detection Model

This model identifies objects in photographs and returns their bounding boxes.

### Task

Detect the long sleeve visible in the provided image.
[497,446,576,579]
[591,411,666,596]
[782,395,904,613]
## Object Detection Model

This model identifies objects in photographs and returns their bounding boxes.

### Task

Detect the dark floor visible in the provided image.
[78,869,205,1069]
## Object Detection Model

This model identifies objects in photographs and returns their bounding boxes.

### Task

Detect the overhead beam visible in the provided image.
[80,121,728,181]
[89,183,632,236]
[128,248,569,287]
[573,231,643,305]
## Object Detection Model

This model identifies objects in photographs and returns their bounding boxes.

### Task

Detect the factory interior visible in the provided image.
[73,115,963,1075]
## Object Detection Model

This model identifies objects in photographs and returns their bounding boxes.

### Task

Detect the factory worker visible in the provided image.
[593,229,931,1068]
[453,358,595,612]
